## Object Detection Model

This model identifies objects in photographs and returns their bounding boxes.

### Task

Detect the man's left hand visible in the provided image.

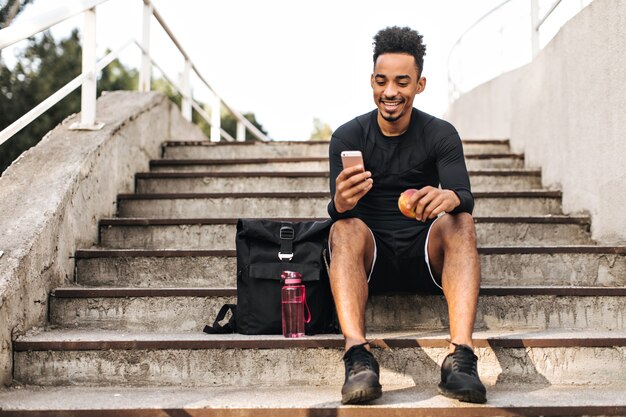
[406,186,461,222]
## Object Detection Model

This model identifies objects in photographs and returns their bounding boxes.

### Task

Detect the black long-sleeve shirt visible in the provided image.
[328,108,473,251]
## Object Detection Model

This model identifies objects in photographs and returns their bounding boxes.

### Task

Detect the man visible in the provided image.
[327,26,486,405]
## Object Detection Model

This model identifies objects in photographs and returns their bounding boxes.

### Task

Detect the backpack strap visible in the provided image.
[203,304,237,334]
[278,222,295,261]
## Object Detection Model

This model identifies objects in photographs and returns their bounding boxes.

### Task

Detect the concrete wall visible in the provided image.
[445,0,626,244]
[0,91,207,386]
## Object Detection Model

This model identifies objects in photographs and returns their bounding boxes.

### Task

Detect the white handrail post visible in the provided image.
[210,95,221,142]
[69,6,104,131]
[181,59,192,121]
[531,0,540,59]
[236,121,246,142]
[138,0,152,92]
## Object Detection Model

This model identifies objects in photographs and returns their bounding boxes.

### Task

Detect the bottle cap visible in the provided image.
[281,270,302,284]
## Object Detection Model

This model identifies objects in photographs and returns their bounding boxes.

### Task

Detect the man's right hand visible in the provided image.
[333,165,373,213]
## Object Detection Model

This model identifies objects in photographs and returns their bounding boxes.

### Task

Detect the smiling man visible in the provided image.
[327,26,486,405]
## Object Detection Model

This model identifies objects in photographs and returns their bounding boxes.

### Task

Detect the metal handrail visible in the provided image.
[0,0,269,148]
[0,0,108,49]
[446,0,514,103]
[536,0,563,30]
[191,64,269,142]
[447,0,514,57]
[447,0,580,103]
[135,41,237,142]
[147,1,191,63]
[143,0,269,142]
[0,39,133,147]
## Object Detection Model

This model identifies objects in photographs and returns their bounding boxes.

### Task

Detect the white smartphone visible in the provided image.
[341,150,364,170]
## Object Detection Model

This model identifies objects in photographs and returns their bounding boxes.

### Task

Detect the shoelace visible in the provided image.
[449,342,479,377]
[344,342,374,375]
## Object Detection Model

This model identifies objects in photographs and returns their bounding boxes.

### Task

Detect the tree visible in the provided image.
[99,53,138,92]
[0,0,34,29]
[1,28,268,175]
[309,118,333,141]
[0,30,81,174]
[0,30,139,174]
[220,110,267,142]
[149,77,267,141]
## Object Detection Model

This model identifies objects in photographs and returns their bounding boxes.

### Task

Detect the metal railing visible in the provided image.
[0,0,270,148]
[447,0,592,103]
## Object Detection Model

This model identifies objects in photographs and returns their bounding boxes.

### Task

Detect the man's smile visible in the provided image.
[381,99,404,112]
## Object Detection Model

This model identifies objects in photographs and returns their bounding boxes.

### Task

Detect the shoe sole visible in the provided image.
[438,385,487,404]
[341,387,383,405]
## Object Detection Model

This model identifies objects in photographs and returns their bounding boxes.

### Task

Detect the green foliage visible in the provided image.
[151,77,180,106]
[309,118,333,141]
[99,53,138,92]
[0,0,34,29]
[150,79,268,142]
[0,27,269,175]
[0,30,81,174]
[0,30,138,175]
[150,76,267,141]
[221,110,267,142]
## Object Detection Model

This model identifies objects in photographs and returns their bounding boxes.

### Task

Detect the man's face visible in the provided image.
[371,53,425,125]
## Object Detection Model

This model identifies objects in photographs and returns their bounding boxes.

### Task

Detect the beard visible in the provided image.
[381,112,401,122]
[378,97,404,122]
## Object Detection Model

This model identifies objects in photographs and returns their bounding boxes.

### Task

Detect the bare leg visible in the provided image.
[328,218,376,351]
[427,213,481,352]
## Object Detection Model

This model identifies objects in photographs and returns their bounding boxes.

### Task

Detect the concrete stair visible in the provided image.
[149,154,526,172]
[12,330,626,387]
[47,286,625,332]
[1,385,626,417]
[135,169,544,193]
[73,247,626,288]
[6,139,626,416]
[160,139,514,158]
[98,216,595,247]
[116,191,564,218]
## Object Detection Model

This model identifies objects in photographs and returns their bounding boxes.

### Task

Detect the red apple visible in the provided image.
[398,189,418,218]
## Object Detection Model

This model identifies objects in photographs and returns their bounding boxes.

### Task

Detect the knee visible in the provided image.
[439,212,477,246]
[329,218,370,249]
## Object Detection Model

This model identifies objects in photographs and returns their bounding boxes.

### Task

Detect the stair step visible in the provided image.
[13,130,622,411]
[149,154,525,172]
[135,169,543,193]
[161,139,512,159]
[75,246,626,288]
[116,191,563,218]
[49,286,626,332]
[16,131,618,408]
[2,384,626,416]
[13,329,626,387]
[99,216,593,249]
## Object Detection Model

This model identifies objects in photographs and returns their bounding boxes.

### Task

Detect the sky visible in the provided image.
[4,0,591,141]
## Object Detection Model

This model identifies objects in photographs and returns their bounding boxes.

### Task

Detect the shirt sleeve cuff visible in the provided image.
[327,199,357,220]
[448,190,474,215]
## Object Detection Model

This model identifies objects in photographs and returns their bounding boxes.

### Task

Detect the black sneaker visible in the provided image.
[341,342,383,404]
[438,343,487,404]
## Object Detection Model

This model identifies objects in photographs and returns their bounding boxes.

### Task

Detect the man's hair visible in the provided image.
[373,26,426,77]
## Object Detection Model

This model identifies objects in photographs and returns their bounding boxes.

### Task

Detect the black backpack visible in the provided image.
[204,218,337,335]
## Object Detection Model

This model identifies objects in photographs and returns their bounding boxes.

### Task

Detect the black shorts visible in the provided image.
[368,217,443,295]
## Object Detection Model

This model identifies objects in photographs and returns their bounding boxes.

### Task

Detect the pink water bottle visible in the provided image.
[281,271,311,338]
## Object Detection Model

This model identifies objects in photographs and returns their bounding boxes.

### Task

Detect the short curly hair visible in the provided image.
[373,26,426,77]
